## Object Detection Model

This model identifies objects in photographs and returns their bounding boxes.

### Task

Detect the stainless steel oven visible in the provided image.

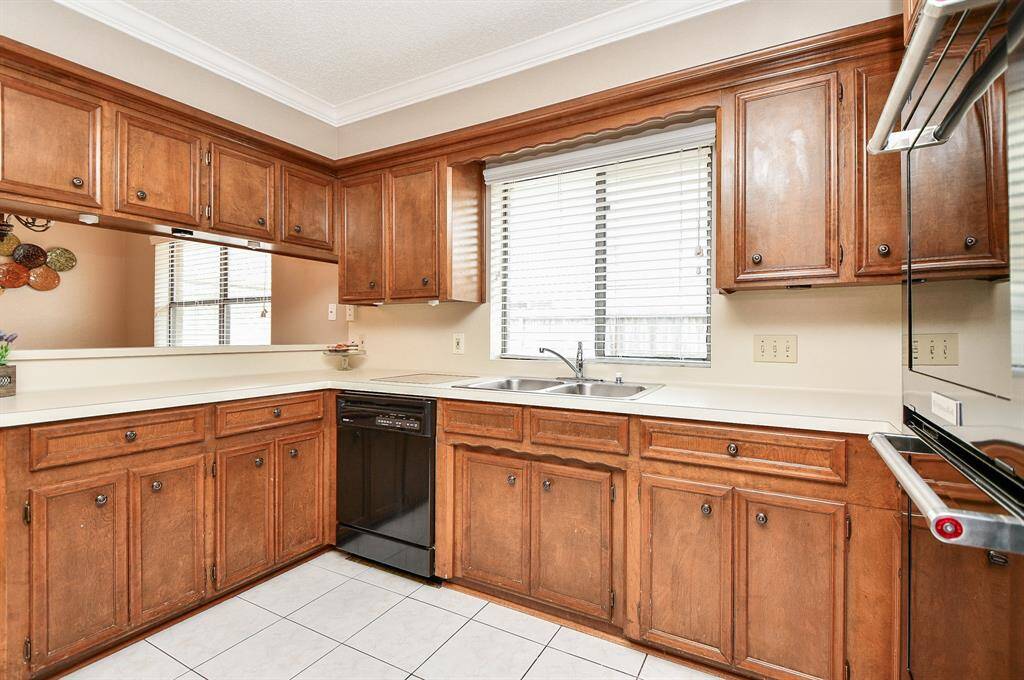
[869,1,1024,677]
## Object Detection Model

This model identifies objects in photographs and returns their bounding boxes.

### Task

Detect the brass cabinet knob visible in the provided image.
[136,189,148,200]
[272,407,282,417]
[751,253,763,265]
[421,277,430,286]
[877,243,891,257]
[756,512,768,526]
[727,442,739,456]
[95,494,109,507]
[293,224,302,233]
[71,176,85,187]
[289,448,299,458]
[542,479,552,492]
[506,473,517,486]
[151,480,163,492]
[369,280,376,289]
[965,235,978,249]
[125,430,138,442]
[257,217,266,226]
[701,503,712,516]
[254,457,264,468]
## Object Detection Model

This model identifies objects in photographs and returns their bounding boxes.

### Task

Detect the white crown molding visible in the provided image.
[54,0,747,128]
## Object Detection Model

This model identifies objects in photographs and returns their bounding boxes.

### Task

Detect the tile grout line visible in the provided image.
[148,602,284,673]
[408,614,474,678]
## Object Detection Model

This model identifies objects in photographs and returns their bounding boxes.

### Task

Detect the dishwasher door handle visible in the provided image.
[869,432,1024,554]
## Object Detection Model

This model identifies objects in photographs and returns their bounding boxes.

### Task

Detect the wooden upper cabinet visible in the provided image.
[721,69,841,289]
[209,141,275,240]
[530,462,613,620]
[640,475,733,666]
[129,455,206,626]
[0,77,101,207]
[339,172,386,302]
[115,110,203,225]
[388,160,440,299]
[215,442,275,590]
[281,164,334,250]
[734,490,845,680]
[457,448,531,594]
[275,431,324,562]
[29,472,129,672]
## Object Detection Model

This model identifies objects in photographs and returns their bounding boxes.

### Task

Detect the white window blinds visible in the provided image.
[154,239,272,347]
[486,125,714,364]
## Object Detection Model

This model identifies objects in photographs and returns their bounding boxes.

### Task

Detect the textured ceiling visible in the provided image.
[121,0,627,105]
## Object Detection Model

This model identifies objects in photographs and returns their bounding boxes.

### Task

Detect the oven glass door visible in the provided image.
[337,424,434,548]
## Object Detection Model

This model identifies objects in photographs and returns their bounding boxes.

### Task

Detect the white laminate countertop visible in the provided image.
[0,368,900,435]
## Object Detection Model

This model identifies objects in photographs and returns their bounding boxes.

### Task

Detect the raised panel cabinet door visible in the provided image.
[210,142,275,240]
[215,442,275,590]
[129,455,206,626]
[281,164,334,250]
[0,77,101,207]
[904,516,1023,679]
[457,448,531,594]
[903,37,1007,274]
[731,71,840,285]
[388,160,440,299]
[734,490,846,680]
[29,472,129,672]
[115,110,202,225]
[530,462,613,620]
[275,431,324,562]
[639,475,733,666]
[339,172,386,302]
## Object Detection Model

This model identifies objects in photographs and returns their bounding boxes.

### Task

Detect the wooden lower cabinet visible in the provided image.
[129,455,206,626]
[457,449,531,594]
[28,472,130,671]
[275,431,324,562]
[639,475,733,666]
[734,490,846,680]
[215,442,275,590]
[531,462,613,620]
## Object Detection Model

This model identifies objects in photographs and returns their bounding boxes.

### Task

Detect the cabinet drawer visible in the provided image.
[639,419,846,484]
[29,407,206,471]
[528,408,629,455]
[214,393,324,437]
[443,401,523,441]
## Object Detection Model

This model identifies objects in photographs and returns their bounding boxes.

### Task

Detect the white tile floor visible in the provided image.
[67,550,723,680]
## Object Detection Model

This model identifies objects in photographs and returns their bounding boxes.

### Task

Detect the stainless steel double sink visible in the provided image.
[456,376,661,400]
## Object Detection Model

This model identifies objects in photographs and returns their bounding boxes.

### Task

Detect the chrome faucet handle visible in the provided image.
[576,341,584,373]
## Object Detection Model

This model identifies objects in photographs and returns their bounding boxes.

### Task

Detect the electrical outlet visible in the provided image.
[345,305,356,322]
[453,333,466,355]
[754,335,797,363]
[327,304,337,321]
[912,333,959,366]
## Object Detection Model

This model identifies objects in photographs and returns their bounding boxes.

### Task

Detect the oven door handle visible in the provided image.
[870,432,1024,554]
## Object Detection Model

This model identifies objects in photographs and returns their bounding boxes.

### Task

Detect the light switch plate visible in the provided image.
[453,333,466,355]
[754,335,797,363]
[327,303,337,321]
[911,333,958,366]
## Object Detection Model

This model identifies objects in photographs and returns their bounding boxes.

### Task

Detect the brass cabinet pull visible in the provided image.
[506,473,517,486]
[71,176,84,187]
[289,448,299,458]
[95,494,109,507]
[125,430,138,442]
[293,224,302,233]
[151,480,163,492]
[257,217,266,226]
[254,457,264,468]
[369,280,376,289]
[756,512,768,526]
[878,243,891,257]
[751,253,763,265]
[136,189,148,200]
[272,407,282,418]
[965,235,978,249]
[421,277,430,286]
[727,442,739,456]
[701,503,712,516]
[542,479,552,492]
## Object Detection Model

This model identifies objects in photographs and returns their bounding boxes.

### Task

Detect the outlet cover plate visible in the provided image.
[754,335,797,363]
[453,333,466,355]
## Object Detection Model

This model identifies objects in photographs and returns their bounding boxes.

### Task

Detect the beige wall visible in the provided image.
[271,255,345,345]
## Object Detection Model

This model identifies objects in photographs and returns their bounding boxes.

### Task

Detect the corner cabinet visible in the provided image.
[280,164,335,252]
[338,159,484,304]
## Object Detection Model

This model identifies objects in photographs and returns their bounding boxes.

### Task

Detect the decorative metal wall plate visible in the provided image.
[45,247,77,272]
[0,233,20,257]
[28,266,60,291]
[11,243,46,269]
[0,263,30,288]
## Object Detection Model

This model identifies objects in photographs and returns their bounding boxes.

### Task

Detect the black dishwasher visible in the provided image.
[336,392,435,577]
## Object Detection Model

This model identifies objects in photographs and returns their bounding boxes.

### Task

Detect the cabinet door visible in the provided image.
[639,475,733,665]
[29,472,129,671]
[531,462,613,620]
[905,516,1023,679]
[388,160,440,299]
[0,77,101,207]
[215,442,274,590]
[116,110,202,225]
[339,172,386,302]
[726,70,840,286]
[457,449,530,594]
[210,142,275,240]
[129,455,206,626]
[734,490,846,680]
[281,164,334,250]
[275,431,324,562]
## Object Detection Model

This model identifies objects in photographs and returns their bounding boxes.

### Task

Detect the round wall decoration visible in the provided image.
[0,262,30,288]
[12,243,47,269]
[28,266,60,291]
[0,233,21,257]
[46,246,77,272]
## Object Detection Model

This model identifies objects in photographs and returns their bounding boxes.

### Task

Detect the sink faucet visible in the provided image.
[539,341,585,380]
